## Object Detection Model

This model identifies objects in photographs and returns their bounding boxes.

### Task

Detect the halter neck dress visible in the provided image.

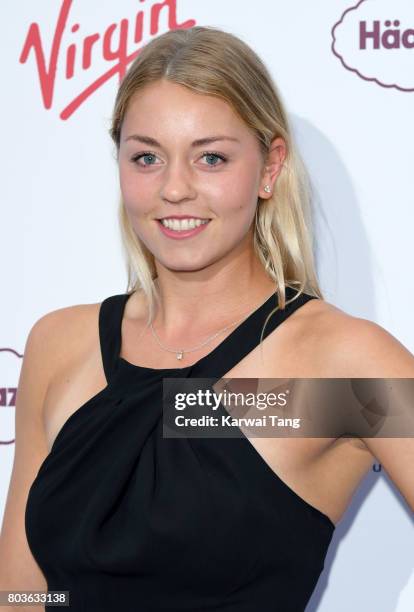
[25,286,335,611]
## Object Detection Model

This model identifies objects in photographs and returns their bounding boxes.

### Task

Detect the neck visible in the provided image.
[150,254,277,342]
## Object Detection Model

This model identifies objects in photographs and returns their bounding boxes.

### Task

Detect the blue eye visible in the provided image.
[131,152,158,166]
[201,152,227,166]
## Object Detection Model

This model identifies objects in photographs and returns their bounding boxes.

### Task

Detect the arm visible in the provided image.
[0,313,59,611]
[332,317,414,512]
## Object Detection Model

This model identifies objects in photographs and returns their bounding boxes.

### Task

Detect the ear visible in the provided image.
[258,137,287,199]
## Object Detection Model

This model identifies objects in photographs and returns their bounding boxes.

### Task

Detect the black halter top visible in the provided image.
[25,286,335,611]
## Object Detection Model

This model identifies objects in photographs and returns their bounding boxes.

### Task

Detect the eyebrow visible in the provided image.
[124,134,240,147]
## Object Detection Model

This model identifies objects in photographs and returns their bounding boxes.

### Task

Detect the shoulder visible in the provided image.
[28,300,103,378]
[13,300,103,428]
[293,297,414,377]
[31,299,100,333]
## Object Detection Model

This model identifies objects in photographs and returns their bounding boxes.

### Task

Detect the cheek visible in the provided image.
[119,163,135,202]
[221,162,260,208]
[119,164,151,213]
[223,177,259,223]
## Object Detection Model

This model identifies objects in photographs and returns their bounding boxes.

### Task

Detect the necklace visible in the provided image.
[149,292,275,360]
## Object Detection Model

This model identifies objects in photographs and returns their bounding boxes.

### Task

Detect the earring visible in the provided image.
[264,185,271,193]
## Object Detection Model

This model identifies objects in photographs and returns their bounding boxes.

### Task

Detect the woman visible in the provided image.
[1,25,413,612]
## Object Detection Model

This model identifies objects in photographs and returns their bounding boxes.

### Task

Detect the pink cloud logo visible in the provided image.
[332,0,414,92]
[0,348,23,446]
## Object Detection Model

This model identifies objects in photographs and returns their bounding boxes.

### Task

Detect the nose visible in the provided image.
[160,158,196,203]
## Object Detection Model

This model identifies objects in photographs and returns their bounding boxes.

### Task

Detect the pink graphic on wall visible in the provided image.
[332,0,414,92]
[0,348,23,446]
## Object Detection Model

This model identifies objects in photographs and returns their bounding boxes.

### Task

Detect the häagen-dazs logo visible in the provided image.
[332,0,414,91]
[0,348,23,446]
[19,0,196,120]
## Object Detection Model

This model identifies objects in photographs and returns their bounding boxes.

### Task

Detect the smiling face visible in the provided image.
[118,79,267,274]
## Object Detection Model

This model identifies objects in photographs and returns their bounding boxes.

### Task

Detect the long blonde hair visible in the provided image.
[109,25,322,342]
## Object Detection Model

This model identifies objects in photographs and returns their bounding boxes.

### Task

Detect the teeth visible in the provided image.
[160,218,210,231]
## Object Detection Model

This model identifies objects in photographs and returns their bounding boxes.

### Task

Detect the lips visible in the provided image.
[156,218,211,239]
[158,217,210,231]
[156,216,211,220]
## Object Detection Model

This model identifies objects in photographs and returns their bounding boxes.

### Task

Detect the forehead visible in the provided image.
[120,80,252,144]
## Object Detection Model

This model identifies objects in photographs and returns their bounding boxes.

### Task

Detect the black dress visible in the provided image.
[25,286,335,611]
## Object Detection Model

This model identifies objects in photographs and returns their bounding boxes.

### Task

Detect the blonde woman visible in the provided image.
[1,26,413,612]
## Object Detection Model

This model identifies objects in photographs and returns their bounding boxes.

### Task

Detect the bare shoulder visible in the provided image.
[39,300,108,444]
[16,298,103,433]
[23,301,104,410]
[291,297,414,377]
[32,300,101,360]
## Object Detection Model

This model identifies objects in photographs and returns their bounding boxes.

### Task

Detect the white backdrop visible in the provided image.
[1,1,413,610]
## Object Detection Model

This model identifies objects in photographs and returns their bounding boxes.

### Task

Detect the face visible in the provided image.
[118,79,269,274]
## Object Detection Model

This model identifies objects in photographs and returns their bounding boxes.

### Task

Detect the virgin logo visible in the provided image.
[19,0,196,120]
[332,0,414,92]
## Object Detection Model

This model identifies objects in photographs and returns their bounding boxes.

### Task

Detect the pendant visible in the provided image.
[176,350,184,360]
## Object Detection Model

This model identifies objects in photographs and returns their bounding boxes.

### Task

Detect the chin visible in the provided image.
[154,252,214,272]
[162,261,211,273]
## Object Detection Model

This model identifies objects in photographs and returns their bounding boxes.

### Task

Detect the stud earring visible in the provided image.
[264,185,271,193]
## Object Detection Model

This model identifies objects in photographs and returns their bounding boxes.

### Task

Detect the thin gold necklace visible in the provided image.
[149,292,275,360]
